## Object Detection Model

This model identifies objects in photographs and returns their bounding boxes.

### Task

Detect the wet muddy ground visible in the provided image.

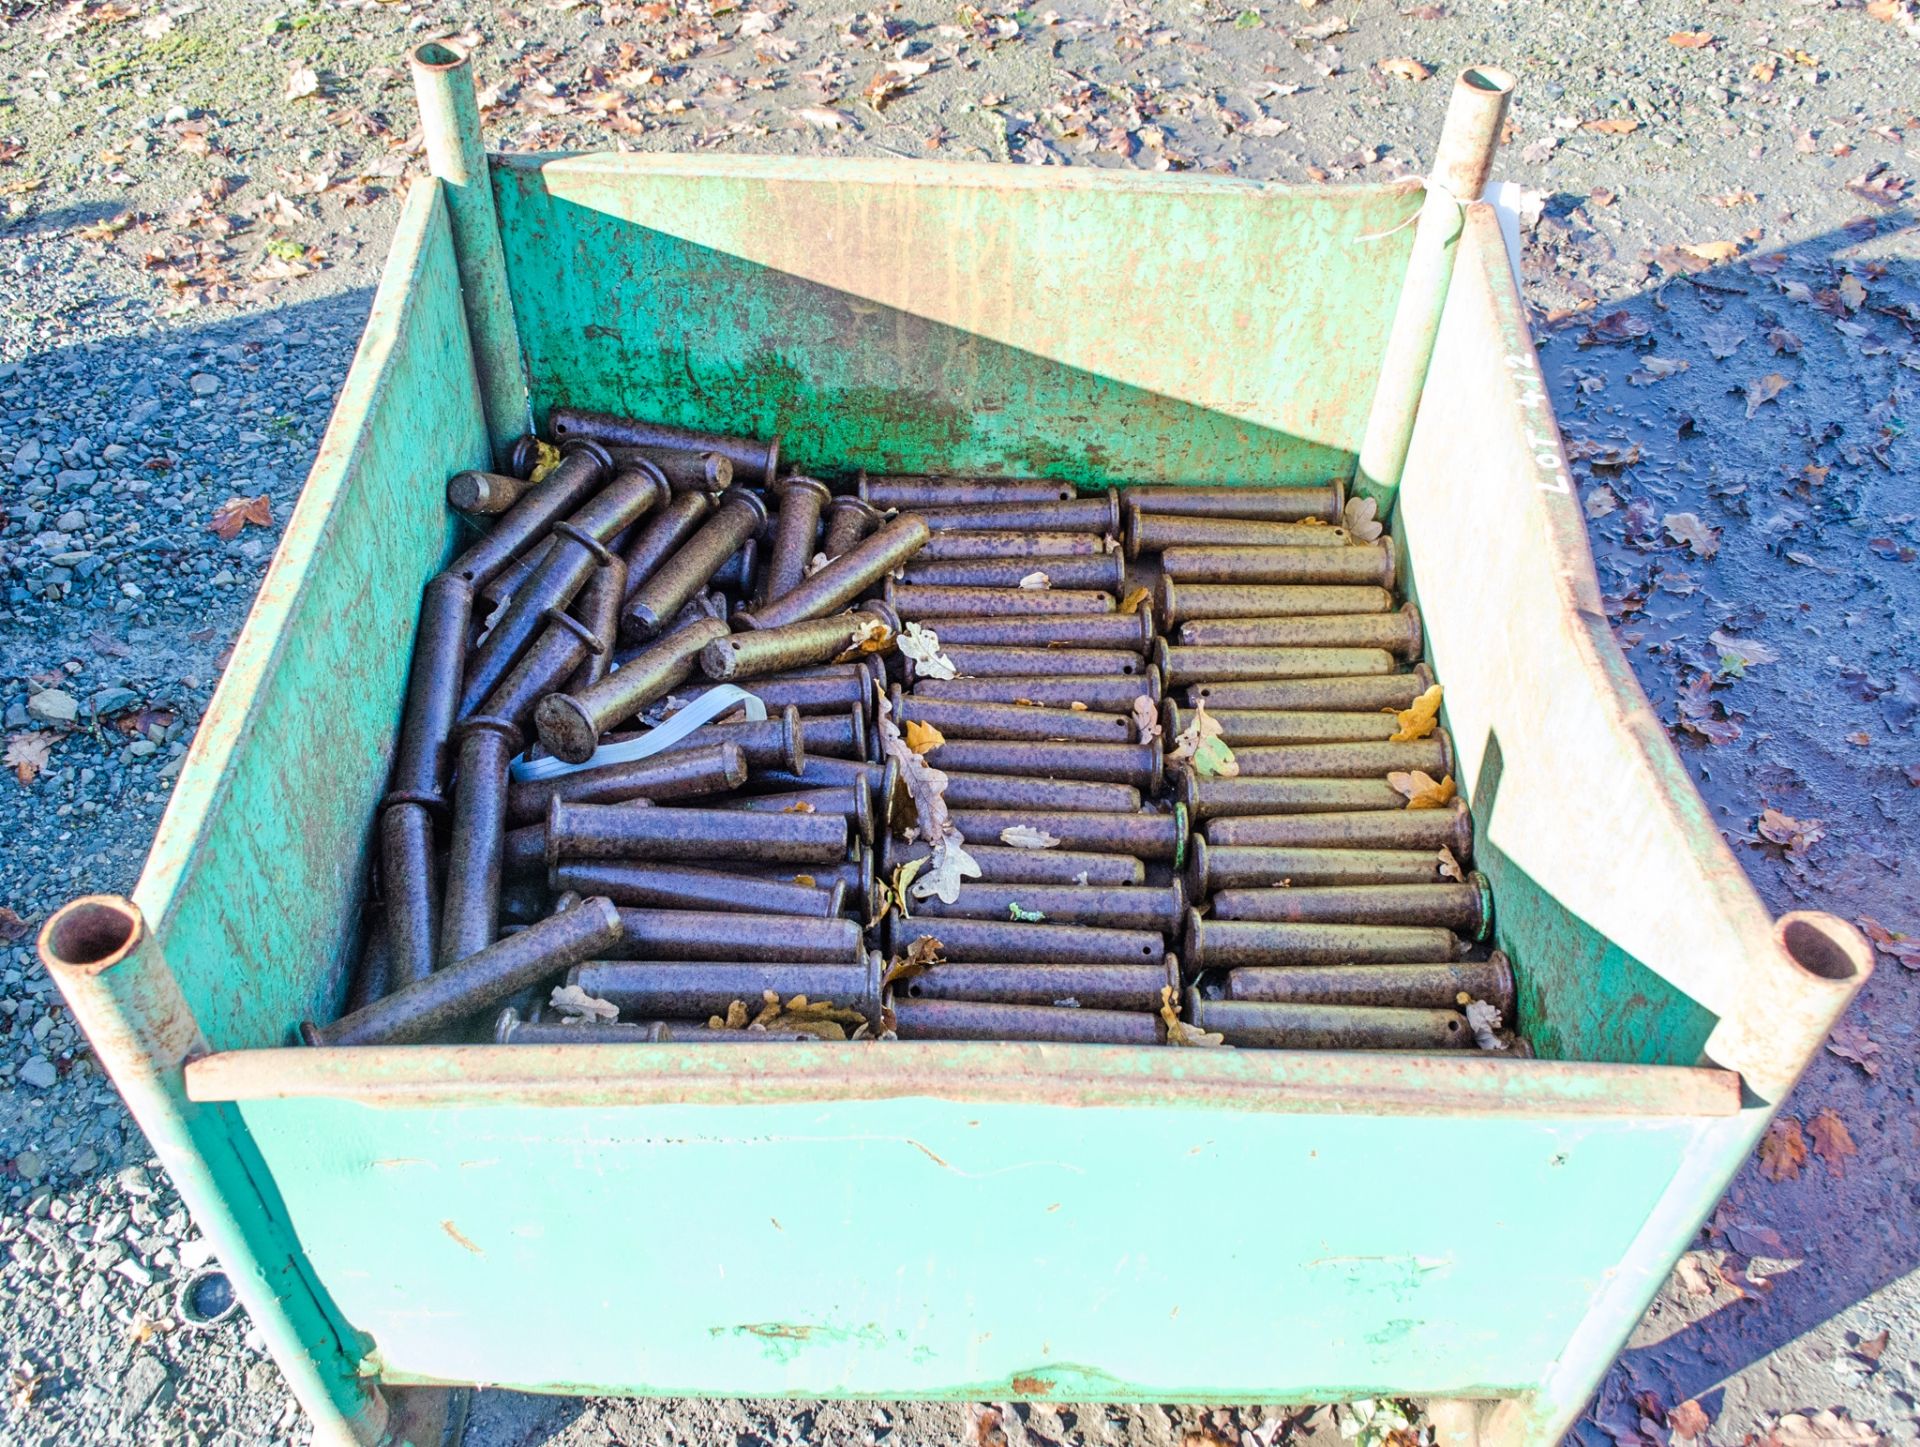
[0,0,1915,1442]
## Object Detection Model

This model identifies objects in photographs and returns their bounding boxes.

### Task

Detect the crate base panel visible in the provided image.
[188,1047,1738,1401]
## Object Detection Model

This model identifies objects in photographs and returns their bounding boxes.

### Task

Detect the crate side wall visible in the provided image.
[489,155,1422,486]
[1397,208,1777,1068]
[133,182,489,1052]
[238,1089,1735,1401]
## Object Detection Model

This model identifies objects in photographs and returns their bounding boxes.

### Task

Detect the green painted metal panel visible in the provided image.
[237,1089,1733,1401]
[490,155,1424,486]
[131,182,492,1053]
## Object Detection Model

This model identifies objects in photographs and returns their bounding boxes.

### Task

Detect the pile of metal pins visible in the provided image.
[1137,491,1519,1052]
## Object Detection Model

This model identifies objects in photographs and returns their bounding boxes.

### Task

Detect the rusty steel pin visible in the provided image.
[733,513,932,631]
[947,806,1187,863]
[622,488,769,641]
[1186,996,1472,1051]
[796,705,870,763]
[1179,774,1407,821]
[572,952,883,1022]
[901,555,1125,591]
[663,704,808,775]
[1211,876,1493,940]
[1177,605,1424,659]
[506,742,749,826]
[911,882,1186,934]
[894,959,1181,1012]
[494,1010,671,1045]
[890,998,1167,1045]
[475,538,551,627]
[1205,799,1475,855]
[917,529,1103,561]
[912,673,1160,711]
[536,611,733,763]
[1182,912,1466,969]
[565,556,629,693]
[881,838,1146,887]
[1155,642,1397,687]
[915,495,1120,535]
[934,645,1149,678]
[345,909,393,1012]
[760,475,833,608]
[603,909,864,964]
[609,446,734,495]
[552,860,845,919]
[1156,577,1395,624]
[715,785,875,847]
[678,668,869,715]
[439,714,519,968]
[459,464,666,713]
[545,799,850,867]
[700,605,898,682]
[480,607,606,734]
[379,803,439,991]
[504,435,542,479]
[1160,541,1396,588]
[1125,510,1352,557]
[448,468,540,516]
[858,475,1077,507]
[923,738,1161,792]
[895,689,1136,745]
[303,895,622,1047]
[730,853,872,909]
[1221,736,1453,781]
[388,571,474,805]
[1188,838,1466,895]
[886,582,1116,619]
[444,440,612,589]
[885,914,1166,966]
[1119,482,1343,524]
[821,496,884,559]
[937,771,1143,814]
[548,407,781,485]
[1163,703,1401,746]
[1187,664,1436,711]
[710,537,760,600]
[1225,953,1515,1015]
[617,492,714,620]
[907,610,1155,654]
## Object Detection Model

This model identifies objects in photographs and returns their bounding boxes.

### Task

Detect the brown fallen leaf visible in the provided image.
[1132,694,1163,744]
[1677,673,1741,745]
[1663,512,1721,559]
[1807,1109,1857,1175]
[0,907,30,943]
[1377,57,1430,81]
[1342,495,1383,542]
[5,732,52,786]
[547,984,618,1023]
[1826,1020,1882,1077]
[1169,700,1238,778]
[1388,683,1442,742]
[1682,239,1740,262]
[1000,825,1061,849]
[1762,1409,1885,1447]
[1666,30,1715,48]
[1757,807,1824,852]
[1855,917,1920,969]
[1746,372,1790,418]
[1673,1252,1718,1297]
[1582,116,1640,135]
[1758,1115,1807,1182]
[286,66,322,102]
[1160,985,1225,1047]
[1117,586,1151,615]
[882,933,944,987]
[903,719,945,755]
[1668,1400,1711,1442]
[208,493,273,541]
[1436,845,1463,882]
[1388,770,1455,810]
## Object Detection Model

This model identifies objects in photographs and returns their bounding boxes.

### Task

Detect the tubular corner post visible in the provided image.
[1354,65,1516,521]
[410,39,531,468]
[35,897,458,1447]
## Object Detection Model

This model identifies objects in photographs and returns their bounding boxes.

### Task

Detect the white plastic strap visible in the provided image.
[508,685,767,782]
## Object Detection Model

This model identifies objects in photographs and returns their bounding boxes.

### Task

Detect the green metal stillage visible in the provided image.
[37,49,1869,1447]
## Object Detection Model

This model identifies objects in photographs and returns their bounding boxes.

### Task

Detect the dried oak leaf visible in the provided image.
[1677,673,1741,745]
[5,732,52,786]
[1673,1252,1719,1297]
[1826,1019,1883,1077]
[547,983,619,1023]
[208,493,273,541]
[1582,116,1640,135]
[1855,917,1920,969]
[1018,571,1050,590]
[1762,1411,1885,1447]
[896,621,956,681]
[526,438,562,483]
[903,719,945,755]
[1757,807,1824,852]
[1132,694,1163,744]
[1000,824,1061,849]
[1117,586,1151,615]
[1377,57,1430,80]
[1465,999,1506,1050]
[1663,511,1720,558]
[1342,495,1384,542]
[1389,770,1455,810]
[831,616,893,663]
[1160,986,1226,1048]
[1758,1115,1808,1182]
[1169,700,1239,778]
[1436,845,1464,882]
[1388,683,1442,742]
[1666,30,1715,48]
[882,933,944,987]
[1746,371,1791,418]
[0,907,30,943]
[1584,310,1652,345]
[1807,1109,1858,1175]
[1668,1400,1711,1442]
[877,686,977,903]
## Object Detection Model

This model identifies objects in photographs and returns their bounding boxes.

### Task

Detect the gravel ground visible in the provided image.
[1,1,1915,1444]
